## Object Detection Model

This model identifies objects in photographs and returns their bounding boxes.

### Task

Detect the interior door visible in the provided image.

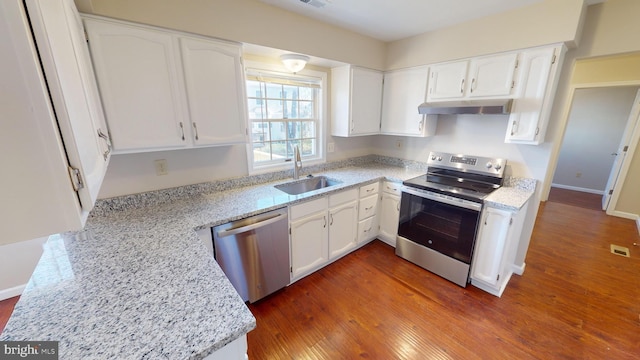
[26,0,110,215]
[602,89,640,210]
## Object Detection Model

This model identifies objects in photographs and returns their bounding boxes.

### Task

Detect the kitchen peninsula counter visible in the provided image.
[0,156,534,358]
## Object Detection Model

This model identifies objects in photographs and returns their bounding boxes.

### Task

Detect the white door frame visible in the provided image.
[547,80,640,220]
[602,89,640,211]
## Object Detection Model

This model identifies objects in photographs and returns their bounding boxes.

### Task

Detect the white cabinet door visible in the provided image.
[328,200,358,260]
[467,53,518,98]
[471,207,512,287]
[505,46,561,144]
[427,61,468,101]
[84,18,188,152]
[378,192,400,247]
[331,65,382,137]
[179,36,246,146]
[381,66,436,137]
[290,211,328,281]
[26,0,109,215]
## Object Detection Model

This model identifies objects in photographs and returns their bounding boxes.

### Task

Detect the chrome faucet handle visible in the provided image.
[293,145,302,179]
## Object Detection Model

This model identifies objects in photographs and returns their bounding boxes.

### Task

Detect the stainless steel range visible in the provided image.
[396,151,506,287]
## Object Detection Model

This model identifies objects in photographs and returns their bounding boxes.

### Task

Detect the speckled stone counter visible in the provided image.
[0,156,534,359]
[485,177,537,211]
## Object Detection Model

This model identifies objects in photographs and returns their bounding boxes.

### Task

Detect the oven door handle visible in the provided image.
[402,187,482,212]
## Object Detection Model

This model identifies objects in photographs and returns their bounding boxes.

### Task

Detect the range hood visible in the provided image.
[418,99,513,115]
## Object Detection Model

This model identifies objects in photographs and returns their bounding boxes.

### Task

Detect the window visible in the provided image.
[246,68,324,172]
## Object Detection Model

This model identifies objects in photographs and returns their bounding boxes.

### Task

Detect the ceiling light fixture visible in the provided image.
[280,54,310,73]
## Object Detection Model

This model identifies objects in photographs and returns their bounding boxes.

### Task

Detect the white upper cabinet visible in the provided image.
[505,45,564,145]
[84,18,187,152]
[84,16,247,153]
[179,36,247,146]
[381,66,436,137]
[331,66,383,137]
[2,0,109,245]
[427,52,519,102]
[427,61,469,101]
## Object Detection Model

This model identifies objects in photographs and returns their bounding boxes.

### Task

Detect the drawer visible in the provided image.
[358,194,378,221]
[329,188,358,207]
[359,182,379,197]
[289,197,328,221]
[382,181,402,196]
[358,217,377,243]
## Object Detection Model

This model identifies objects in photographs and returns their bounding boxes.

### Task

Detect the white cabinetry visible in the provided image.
[470,205,527,297]
[505,45,564,145]
[290,197,329,281]
[331,66,383,137]
[84,16,247,153]
[381,66,437,137]
[1,0,110,245]
[289,189,358,282]
[378,182,402,247]
[357,182,380,244]
[427,52,519,101]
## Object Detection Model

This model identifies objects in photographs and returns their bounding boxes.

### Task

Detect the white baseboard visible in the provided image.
[512,262,526,276]
[0,284,25,301]
[551,183,604,195]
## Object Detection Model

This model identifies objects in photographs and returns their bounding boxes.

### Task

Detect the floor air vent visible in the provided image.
[610,244,630,257]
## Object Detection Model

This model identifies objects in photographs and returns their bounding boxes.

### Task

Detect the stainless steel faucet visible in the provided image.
[293,145,302,179]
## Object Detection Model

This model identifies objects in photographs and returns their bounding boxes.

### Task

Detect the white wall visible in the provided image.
[0,237,46,300]
[552,87,638,193]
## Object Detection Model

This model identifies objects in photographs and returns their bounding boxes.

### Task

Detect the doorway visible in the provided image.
[550,86,640,211]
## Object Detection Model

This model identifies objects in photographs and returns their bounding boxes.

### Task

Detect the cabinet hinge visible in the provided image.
[289,227,291,235]
[623,145,629,152]
[290,266,293,273]
[497,274,500,281]
[609,189,614,195]
[68,166,84,192]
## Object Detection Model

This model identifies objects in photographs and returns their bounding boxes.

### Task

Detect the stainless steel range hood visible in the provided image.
[418,99,513,115]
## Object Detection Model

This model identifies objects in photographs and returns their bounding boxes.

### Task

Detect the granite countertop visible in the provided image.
[0,158,534,359]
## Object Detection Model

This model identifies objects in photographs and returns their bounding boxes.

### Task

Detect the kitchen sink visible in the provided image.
[275,176,341,195]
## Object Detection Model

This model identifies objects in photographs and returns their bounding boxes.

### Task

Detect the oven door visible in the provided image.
[398,187,482,264]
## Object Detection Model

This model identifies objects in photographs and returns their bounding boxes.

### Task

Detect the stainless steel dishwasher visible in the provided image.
[212,208,290,303]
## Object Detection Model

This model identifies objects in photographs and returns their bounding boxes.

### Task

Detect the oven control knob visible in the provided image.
[486,162,493,169]
[437,156,442,161]
[494,164,502,171]
[431,155,436,160]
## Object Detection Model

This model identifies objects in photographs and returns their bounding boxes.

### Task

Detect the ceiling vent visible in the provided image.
[299,0,327,8]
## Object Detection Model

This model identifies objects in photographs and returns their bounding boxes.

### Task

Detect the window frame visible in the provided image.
[244,60,327,175]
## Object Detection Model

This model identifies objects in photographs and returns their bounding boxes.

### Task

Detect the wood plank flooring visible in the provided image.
[1,200,638,359]
[548,187,603,211]
[247,201,640,359]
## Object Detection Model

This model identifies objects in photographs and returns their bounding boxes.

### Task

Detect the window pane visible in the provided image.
[247,99,265,119]
[299,87,313,101]
[283,100,296,119]
[271,141,287,159]
[266,83,282,99]
[251,121,270,142]
[284,85,298,101]
[246,80,263,98]
[301,139,315,157]
[299,101,313,119]
[266,99,283,119]
[301,121,315,138]
[286,121,301,140]
[253,142,271,163]
[270,121,286,141]
[288,140,301,158]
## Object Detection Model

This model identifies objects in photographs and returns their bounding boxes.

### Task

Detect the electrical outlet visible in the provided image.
[155,159,168,176]
[327,142,335,153]
[576,172,582,178]
[395,139,403,149]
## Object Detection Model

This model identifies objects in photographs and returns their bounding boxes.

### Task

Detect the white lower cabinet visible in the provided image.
[289,189,358,282]
[378,182,402,247]
[470,205,527,297]
[357,182,380,244]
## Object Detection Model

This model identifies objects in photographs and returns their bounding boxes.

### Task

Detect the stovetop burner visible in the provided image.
[403,151,507,202]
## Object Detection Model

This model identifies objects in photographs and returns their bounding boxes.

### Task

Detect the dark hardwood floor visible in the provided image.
[0,296,19,334]
[548,187,604,211]
[1,199,638,359]
[247,201,640,359]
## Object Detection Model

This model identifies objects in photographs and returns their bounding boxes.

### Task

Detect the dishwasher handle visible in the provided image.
[216,212,286,238]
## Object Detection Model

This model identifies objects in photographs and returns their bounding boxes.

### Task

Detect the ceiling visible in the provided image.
[258,0,545,42]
